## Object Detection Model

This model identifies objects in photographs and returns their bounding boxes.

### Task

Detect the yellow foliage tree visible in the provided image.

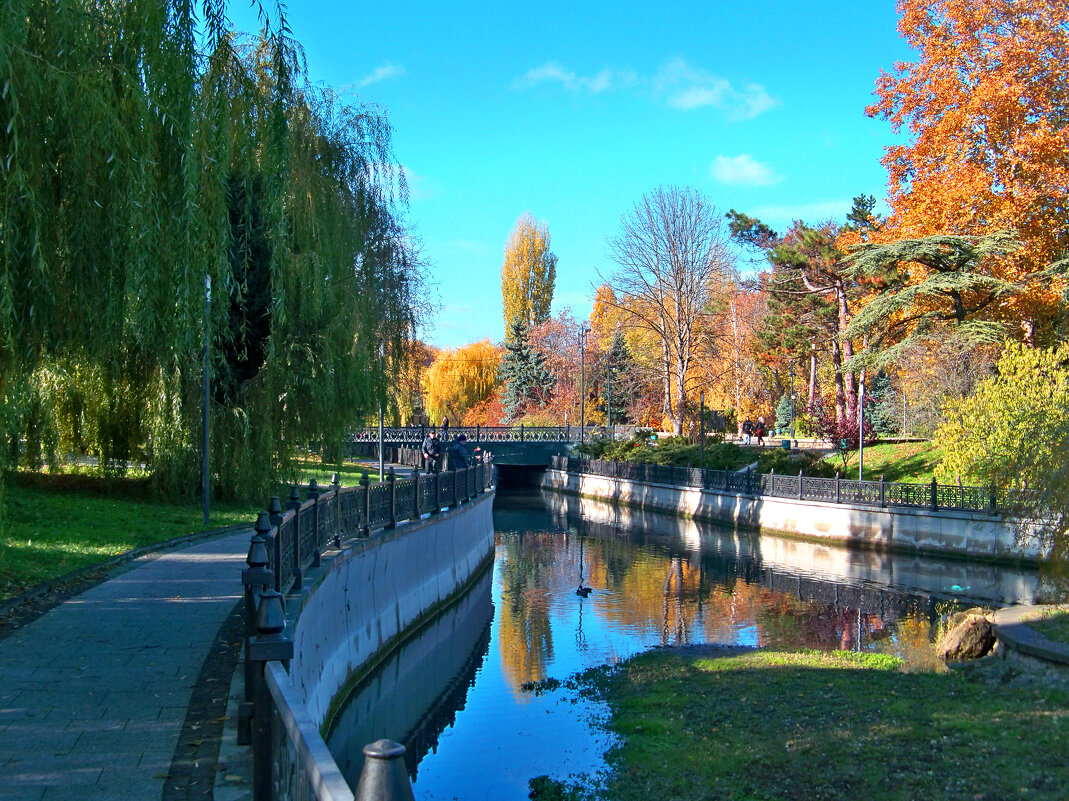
[423,340,502,425]
[501,213,557,332]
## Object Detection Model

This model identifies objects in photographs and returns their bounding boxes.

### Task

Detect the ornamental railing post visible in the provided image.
[880,475,886,508]
[387,468,397,528]
[361,471,371,537]
[930,477,938,511]
[520,423,525,442]
[354,740,416,801]
[412,466,421,518]
[434,469,441,513]
[989,484,997,513]
[267,495,283,592]
[769,468,775,497]
[452,464,459,508]
[287,485,302,590]
[331,472,342,547]
[475,424,480,444]
[249,590,293,801]
[239,514,274,746]
[835,472,840,504]
[798,470,803,500]
[307,478,321,567]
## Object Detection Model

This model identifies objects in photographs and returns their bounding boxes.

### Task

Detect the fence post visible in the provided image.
[769,468,774,497]
[880,475,886,507]
[452,465,460,508]
[354,739,416,801]
[798,469,803,500]
[287,485,302,590]
[930,477,938,511]
[331,473,341,547]
[307,478,321,567]
[387,468,397,528]
[267,496,283,591]
[412,466,421,518]
[475,424,480,444]
[361,471,371,537]
[239,516,273,745]
[989,484,997,513]
[249,590,293,801]
[434,469,441,512]
[520,423,525,442]
[835,472,840,504]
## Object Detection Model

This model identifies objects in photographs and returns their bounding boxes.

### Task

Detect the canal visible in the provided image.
[325,486,1041,800]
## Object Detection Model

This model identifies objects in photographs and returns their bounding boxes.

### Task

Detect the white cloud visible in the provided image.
[655,58,778,119]
[711,154,782,186]
[357,62,405,88]
[512,61,624,94]
[512,57,777,120]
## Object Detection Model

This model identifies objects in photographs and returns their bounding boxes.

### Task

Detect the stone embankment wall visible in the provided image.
[282,491,496,728]
[543,467,1044,562]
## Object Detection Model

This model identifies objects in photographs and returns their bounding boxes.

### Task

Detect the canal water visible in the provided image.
[325,487,1041,800]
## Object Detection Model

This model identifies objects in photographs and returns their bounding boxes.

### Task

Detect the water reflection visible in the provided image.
[326,567,494,785]
[327,488,1042,800]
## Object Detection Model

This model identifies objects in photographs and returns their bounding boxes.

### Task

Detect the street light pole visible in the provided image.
[578,324,590,443]
[378,341,385,479]
[699,391,705,465]
[858,368,866,481]
[202,274,211,526]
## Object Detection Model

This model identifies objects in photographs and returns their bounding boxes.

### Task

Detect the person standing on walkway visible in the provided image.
[422,430,441,472]
[449,433,469,470]
[441,416,449,439]
[742,417,753,445]
[756,416,766,446]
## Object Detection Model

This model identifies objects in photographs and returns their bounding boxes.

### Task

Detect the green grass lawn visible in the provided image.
[0,457,389,602]
[1030,610,1069,644]
[543,648,1069,801]
[0,482,256,601]
[823,440,945,483]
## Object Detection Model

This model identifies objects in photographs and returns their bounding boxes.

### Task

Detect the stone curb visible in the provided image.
[992,604,1069,667]
[0,522,251,620]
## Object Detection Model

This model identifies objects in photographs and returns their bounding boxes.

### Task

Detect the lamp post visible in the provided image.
[378,341,385,479]
[788,360,796,439]
[858,367,866,481]
[699,391,705,465]
[578,323,590,443]
[202,274,211,525]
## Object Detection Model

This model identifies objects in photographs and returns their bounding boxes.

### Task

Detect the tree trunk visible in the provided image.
[831,338,846,428]
[837,286,858,420]
[807,342,817,412]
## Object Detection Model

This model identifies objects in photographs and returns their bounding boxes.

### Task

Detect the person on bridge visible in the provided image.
[449,433,469,470]
[441,416,449,438]
[422,430,441,472]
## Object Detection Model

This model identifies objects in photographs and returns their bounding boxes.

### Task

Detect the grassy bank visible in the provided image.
[825,440,945,483]
[544,648,1068,801]
[0,459,385,601]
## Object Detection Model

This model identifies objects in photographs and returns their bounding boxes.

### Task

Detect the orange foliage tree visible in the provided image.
[868,0,1069,341]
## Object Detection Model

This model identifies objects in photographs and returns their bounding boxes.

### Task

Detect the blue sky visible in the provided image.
[226,1,914,348]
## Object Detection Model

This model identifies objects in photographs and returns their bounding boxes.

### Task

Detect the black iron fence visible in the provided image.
[350,424,594,444]
[550,455,1018,515]
[240,457,495,801]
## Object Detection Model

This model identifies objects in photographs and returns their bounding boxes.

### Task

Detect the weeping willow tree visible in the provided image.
[0,1,424,501]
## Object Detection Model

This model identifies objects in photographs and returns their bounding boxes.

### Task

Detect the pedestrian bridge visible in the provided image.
[349,425,582,468]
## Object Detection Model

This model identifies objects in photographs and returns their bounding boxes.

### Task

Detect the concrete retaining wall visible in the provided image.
[283,491,496,728]
[543,467,1045,562]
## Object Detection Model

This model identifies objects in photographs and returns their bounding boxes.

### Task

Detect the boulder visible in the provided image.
[937,613,995,661]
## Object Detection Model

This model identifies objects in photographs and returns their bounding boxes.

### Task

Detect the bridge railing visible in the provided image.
[551,454,1023,515]
[241,456,496,801]
[349,424,594,444]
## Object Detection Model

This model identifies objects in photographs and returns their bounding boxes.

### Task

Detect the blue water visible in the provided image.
[326,487,1039,800]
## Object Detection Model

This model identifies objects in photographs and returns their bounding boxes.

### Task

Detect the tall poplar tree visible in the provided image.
[500,213,557,332]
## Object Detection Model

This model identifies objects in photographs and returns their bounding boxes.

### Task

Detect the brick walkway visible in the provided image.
[0,529,253,801]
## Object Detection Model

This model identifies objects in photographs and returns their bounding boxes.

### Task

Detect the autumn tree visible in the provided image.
[423,340,502,426]
[500,213,557,332]
[938,342,1069,558]
[868,0,1069,342]
[604,186,734,436]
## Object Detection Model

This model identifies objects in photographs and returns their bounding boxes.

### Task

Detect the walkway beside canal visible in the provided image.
[0,527,253,801]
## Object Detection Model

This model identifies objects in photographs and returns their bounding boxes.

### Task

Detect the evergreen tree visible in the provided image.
[774,392,794,434]
[866,371,900,435]
[500,318,555,421]
[596,332,634,425]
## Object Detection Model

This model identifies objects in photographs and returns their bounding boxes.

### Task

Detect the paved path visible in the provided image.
[0,528,254,801]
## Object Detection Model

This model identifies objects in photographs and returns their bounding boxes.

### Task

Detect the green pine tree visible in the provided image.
[596,332,634,425]
[500,318,556,421]
[866,371,900,435]
[774,392,794,434]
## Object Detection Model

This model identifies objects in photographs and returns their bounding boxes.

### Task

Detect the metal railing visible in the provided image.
[241,457,496,801]
[550,454,1017,515]
[350,424,592,444]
